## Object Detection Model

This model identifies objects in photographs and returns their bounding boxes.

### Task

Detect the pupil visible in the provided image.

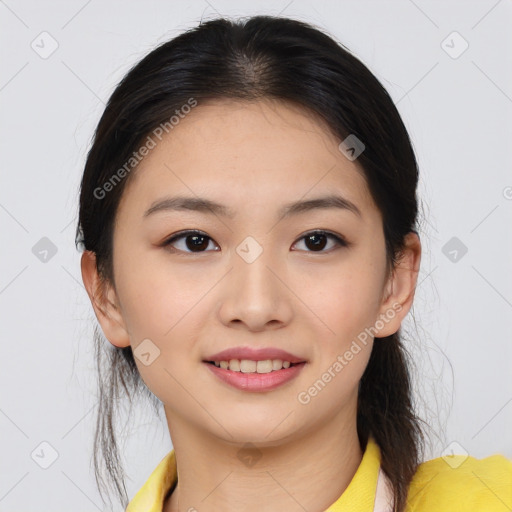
[306,233,327,251]
[187,235,208,251]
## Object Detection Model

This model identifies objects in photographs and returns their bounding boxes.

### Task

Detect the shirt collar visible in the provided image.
[127,436,383,512]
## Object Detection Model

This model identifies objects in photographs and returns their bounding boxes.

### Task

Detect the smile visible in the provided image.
[207,358,296,373]
[204,360,306,392]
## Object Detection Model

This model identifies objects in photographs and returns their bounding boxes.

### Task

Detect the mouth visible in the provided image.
[203,358,304,373]
[202,359,307,392]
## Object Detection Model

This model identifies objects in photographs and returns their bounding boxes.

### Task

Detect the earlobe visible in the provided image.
[374,232,422,338]
[80,250,131,348]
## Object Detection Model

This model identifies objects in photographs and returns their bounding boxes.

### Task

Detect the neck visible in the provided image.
[163,406,364,512]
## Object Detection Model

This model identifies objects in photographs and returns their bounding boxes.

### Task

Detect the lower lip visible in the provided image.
[204,362,306,392]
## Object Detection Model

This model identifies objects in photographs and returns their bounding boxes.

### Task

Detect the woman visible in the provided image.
[76,15,512,512]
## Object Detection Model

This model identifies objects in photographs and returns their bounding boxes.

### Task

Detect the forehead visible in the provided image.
[117,98,378,221]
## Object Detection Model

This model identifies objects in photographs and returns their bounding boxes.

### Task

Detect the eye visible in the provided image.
[162,230,219,254]
[161,229,349,254]
[292,230,349,253]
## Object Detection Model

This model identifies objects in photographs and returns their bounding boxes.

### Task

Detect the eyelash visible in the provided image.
[161,229,350,255]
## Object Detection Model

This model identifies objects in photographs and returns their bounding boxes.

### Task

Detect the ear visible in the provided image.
[373,231,421,337]
[80,250,131,348]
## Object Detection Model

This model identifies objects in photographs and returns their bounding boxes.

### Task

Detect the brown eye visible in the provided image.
[293,230,348,253]
[162,230,218,253]
[162,229,349,255]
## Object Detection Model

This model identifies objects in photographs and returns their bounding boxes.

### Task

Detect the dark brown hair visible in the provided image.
[76,15,426,511]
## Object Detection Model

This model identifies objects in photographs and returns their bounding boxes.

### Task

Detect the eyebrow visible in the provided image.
[143,194,362,220]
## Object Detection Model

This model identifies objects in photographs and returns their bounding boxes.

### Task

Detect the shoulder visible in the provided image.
[407,450,512,512]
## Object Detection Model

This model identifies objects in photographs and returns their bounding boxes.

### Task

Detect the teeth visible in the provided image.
[240,360,257,373]
[272,359,283,370]
[212,359,295,372]
[229,359,240,371]
[256,360,273,373]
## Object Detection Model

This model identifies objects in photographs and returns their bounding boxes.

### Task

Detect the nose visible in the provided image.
[216,239,293,331]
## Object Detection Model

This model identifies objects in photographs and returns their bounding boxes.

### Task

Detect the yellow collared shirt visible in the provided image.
[126,437,512,512]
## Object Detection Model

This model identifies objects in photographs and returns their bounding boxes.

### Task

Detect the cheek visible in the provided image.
[296,347,372,429]
[117,274,206,405]
[113,251,209,373]
[114,250,200,341]
[313,269,383,351]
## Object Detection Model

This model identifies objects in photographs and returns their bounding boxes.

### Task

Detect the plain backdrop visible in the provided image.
[1,1,511,510]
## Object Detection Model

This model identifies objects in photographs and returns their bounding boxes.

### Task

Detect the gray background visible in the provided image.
[1,0,511,510]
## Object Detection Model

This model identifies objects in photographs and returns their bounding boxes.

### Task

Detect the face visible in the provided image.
[83,98,418,446]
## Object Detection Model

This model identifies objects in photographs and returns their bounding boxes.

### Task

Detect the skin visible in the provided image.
[81,98,421,512]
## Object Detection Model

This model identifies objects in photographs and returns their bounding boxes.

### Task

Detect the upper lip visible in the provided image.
[204,347,306,364]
